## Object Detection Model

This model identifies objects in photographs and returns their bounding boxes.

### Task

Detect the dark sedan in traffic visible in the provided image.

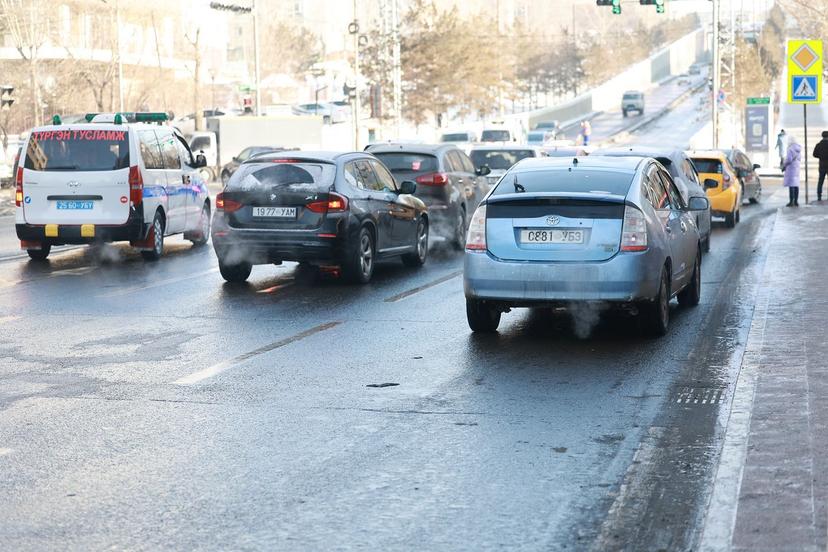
[212,151,429,284]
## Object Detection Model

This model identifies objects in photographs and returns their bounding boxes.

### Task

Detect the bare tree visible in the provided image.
[0,0,49,126]
[185,27,203,131]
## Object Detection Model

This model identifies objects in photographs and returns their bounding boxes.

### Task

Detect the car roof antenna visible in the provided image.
[514,175,525,193]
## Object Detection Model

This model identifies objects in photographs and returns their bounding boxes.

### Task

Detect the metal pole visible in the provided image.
[712,0,719,149]
[391,0,402,139]
[352,0,360,149]
[804,104,809,204]
[252,0,261,116]
[116,0,124,112]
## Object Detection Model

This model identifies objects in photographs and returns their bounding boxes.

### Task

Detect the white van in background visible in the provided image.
[15,112,212,261]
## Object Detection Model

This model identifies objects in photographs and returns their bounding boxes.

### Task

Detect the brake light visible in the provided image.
[621,206,648,252]
[415,172,449,186]
[722,173,731,190]
[215,192,242,213]
[128,165,143,206]
[306,193,348,213]
[14,167,23,207]
[466,205,487,251]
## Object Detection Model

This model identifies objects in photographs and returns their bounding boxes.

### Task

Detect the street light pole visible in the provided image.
[352,0,361,149]
[712,0,719,149]
[115,0,124,111]
[252,0,261,116]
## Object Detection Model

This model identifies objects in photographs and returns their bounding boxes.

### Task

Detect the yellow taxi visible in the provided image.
[687,150,742,228]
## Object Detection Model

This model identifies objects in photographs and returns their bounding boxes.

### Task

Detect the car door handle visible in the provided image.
[182,174,191,185]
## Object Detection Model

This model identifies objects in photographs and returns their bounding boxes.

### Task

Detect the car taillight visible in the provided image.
[466,205,487,251]
[722,173,731,190]
[215,192,242,213]
[128,165,143,206]
[306,193,348,213]
[621,206,648,252]
[415,172,449,186]
[14,167,23,207]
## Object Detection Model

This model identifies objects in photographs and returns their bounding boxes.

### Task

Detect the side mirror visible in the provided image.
[476,165,492,177]
[232,156,239,162]
[688,196,710,211]
[398,180,417,195]
[703,178,718,189]
[194,154,207,168]
[753,163,761,169]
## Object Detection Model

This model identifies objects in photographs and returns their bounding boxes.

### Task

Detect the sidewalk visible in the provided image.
[702,197,828,551]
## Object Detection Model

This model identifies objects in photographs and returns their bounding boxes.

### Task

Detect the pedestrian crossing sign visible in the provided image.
[787,39,823,104]
[792,75,818,102]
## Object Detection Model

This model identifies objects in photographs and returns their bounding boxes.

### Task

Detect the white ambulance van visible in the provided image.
[15,112,211,260]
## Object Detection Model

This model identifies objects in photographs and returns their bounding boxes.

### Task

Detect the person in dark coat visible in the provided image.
[813,131,828,201]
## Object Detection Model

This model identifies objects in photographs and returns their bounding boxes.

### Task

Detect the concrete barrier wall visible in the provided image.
[521,28,707,130]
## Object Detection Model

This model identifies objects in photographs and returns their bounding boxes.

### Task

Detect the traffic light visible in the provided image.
[1,85,14,109]
[640,0,665,12]
[612,0,621,14]
[596,0,613,4]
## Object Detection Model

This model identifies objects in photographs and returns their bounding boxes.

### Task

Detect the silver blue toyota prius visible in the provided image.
[463,156,709,336]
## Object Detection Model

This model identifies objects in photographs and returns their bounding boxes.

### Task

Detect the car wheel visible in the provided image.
[27,245,51,261]
[221,171,231,186]
[749,194,758,204]
[190,204,211,246]
[140,213,165,261]
[641,268,670,337]
[402,218,429,267]
[724,210,736,228]
[342,227,374,284]
[678,252,701,307]
[703,236,711,253]
[219,259,252,283]
[452,208,466,250]
[466,299,501,333]
[622,109,628,118]
[735,208,741,223]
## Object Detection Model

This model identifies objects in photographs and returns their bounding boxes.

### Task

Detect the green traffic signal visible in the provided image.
[612,0,621,14]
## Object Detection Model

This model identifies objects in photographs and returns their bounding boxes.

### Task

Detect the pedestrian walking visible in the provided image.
[581,120,592,147]
[776,129,788,168]
[783,135,802,207]
[813,130,828,201]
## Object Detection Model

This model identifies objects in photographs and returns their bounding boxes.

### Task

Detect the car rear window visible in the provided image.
[190,136,211,150]
[440,133,470,142]
[623,93,642,100]
[227,161,336,192]
[24,129,129,171]
[491,169,634,197]
[691,158,723,174]
[470,149,536,171]
[372,153,439,174]
[481,130,511,142]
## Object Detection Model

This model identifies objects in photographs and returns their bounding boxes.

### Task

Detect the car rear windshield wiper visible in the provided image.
[513,175,525,193]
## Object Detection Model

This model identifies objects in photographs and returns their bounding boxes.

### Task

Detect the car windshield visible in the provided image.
[440,133,470,142]
[190,136,210,150]
[490,168,634,197]
[227,162,336,192]
[527,132,545,143]
[372,152,439,173]
[623,93,642,100]
[470,149,535,171]
[24,128,130,171]
[692,158,723,174]
[481,130,511,142]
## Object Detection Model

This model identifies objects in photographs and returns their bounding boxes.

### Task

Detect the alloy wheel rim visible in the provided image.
[418,222,428,259]
[154,220,163,253]
[360,234,372,275]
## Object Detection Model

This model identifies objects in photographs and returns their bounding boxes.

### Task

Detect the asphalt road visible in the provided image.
[0,99,779,551]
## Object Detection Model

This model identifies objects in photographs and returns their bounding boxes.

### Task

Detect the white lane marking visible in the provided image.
[97,267,219,298]
[173,321,341,385]
[0,448,13,456]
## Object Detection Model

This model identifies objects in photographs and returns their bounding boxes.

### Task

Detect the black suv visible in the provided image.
[366,143,490,249]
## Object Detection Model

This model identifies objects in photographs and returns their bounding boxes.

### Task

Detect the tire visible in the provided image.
[189,204,211,246]
[219,259,252,283]
[221,171,231,186]
[466,299,501,333]
[140,212,165,261]
[622,109,628,118]
[735,208,741,223]
[703,236,711,253]
[402,218,429,267]
[749,196,759,204]
[678,252,701,307]
[452,208,467,250]
[724,210,736,228]
[341,226,374,284]
[27,245,51,261]
[640,268,670,337]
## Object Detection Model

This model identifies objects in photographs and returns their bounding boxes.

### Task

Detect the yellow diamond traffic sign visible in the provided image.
[788,39,823,104]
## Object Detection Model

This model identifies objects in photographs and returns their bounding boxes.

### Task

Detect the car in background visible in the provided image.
[220,146,286,185]
[687,150,742,228]
[726,148,762,204]
[591,146,712,252]
[527,130,557,146]
[543,145,590,157]
[211,151,428,284]
[367,143,490,249]
[622,91,645,117]
[689,62,705,75]
[676,73,692,86]
[189,131,217,182]
[16,112,211,261]
[439,130,479,144]
[291,102,348,124]
[463,156,708,336]
[469,145,545,189]
[533,120,560,133]
[480,127,514,142]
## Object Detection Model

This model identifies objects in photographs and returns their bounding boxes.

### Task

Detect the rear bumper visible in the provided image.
[15,206,146,245]
[463,250,663,305]
[212,226,346,265]
[708,186,739,215]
